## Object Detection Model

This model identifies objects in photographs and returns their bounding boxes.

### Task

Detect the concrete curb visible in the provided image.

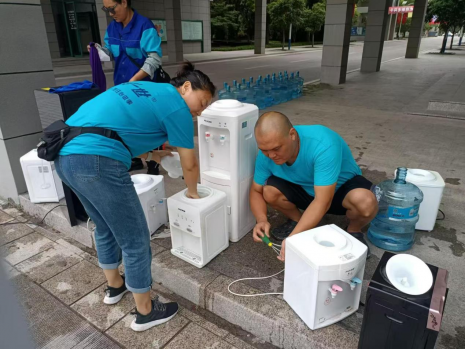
[19,194,95,248]
[152,250,220,308]
[151,249,359,349]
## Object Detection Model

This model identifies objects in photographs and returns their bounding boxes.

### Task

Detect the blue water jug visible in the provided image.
[295,71,304,96]
[289,73,299,99]
[367,167,424,251]
[252,80,266,109]
[233,84,247,102]
[218,82,228,99]
[244,82,257,105]
[262,78,274,107]
[219,85,234,100]
[271,76,283,105]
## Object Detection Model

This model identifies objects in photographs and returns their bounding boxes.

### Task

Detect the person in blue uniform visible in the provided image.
[95,0,162,85]
[91,0,164,173]
[56,63,216,332]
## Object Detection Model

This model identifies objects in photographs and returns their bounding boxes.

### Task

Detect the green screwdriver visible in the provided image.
[261,235,272,247]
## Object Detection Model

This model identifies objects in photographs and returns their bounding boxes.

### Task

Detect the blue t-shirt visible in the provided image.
[104,11,162,85]
[60,82,194,169]
[253,125,361,197]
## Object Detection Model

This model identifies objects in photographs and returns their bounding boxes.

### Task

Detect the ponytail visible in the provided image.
[170,62,216,97]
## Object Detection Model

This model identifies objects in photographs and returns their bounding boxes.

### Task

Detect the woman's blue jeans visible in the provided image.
[55,155,152,293]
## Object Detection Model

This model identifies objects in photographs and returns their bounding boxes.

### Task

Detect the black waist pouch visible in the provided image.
[37,120,130,161]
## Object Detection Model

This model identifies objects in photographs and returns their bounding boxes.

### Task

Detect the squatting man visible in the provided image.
[249,112,378,261]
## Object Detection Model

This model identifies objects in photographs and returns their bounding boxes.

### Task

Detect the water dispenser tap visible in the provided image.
[329,284,343,298]
[219,135,226,145]
[349,277,362,291]
[205,132,212,142]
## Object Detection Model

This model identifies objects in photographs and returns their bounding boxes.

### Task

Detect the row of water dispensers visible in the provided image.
[21,99,260,269]
[21,97,446,269]
[218,71,305,109]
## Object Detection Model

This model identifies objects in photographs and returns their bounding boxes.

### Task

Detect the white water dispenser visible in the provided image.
[394,168,445,231]
[131,174,168,237]
[284,225,367,330]
[20,149,65,203]
[198,100,259,242]
[168,185,228,268]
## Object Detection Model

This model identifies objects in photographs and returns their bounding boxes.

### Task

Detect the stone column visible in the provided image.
[95,0,114,69]
[0,0,56,202]
[165,0,184,63]
[254,0,266,54]
[321,0,355,85]
[361,0,391,72]
[405,0,428,58]
[384,0,396,40]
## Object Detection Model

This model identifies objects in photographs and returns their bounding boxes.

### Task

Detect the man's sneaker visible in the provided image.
[103,276,129,305]
[270,219,298,241]
[130,296,179,332]
[147,161,160,175]
[349,232,372,259]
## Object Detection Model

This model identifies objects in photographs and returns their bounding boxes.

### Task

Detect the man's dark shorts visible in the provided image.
[265,175,373,215]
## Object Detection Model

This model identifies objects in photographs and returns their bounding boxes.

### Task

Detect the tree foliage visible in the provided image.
[210,0,240,41]
[303,1,326,47]
[428,0,465,53]
[268,0,307,49]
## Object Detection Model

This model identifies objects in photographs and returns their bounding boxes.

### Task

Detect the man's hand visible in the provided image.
[253,221,271,242]
[277,239,286,262]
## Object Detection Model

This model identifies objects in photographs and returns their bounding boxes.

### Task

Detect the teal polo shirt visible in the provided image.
[253,125,362,197]
[60,82,194,169]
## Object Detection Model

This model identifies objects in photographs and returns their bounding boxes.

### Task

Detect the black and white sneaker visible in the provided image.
[147,161,160,175]
[103,276,129,305]
[130,296,179,332]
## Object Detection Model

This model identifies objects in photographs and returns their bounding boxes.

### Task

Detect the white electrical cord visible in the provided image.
[87,217,94,231]
[228,241,284,297]
[228,269,285,297]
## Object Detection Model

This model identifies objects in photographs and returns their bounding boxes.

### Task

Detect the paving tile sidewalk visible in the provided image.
[0,208,277,349]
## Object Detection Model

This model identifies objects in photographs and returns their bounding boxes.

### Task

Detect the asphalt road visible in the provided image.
[56,37,445,90]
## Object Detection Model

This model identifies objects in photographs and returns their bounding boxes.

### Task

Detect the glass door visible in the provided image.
[63,1,83,57]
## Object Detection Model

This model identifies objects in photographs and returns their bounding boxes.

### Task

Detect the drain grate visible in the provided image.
[409,100,465,121]
[428,100,465,114]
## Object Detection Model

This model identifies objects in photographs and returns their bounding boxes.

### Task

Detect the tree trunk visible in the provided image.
[312,33,314,48]
[266,13,270,45]
[450,31,455,49]
[282,29,285,50]
[440,29,448,53]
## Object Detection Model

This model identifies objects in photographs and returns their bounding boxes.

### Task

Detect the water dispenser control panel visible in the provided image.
[169,206,201,237]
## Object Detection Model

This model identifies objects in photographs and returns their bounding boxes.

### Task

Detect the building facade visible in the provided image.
[41,0,212,59]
